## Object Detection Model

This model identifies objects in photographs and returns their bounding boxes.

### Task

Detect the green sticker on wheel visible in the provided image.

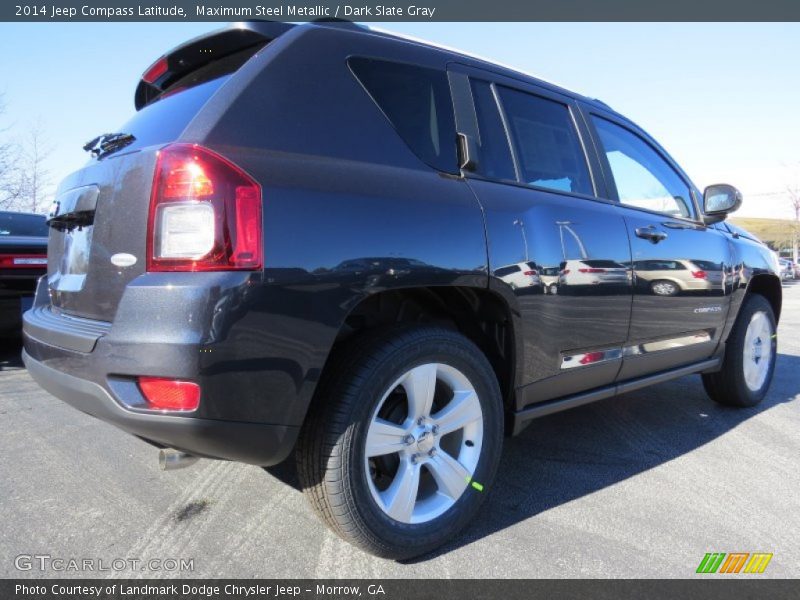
[466,476,484,492]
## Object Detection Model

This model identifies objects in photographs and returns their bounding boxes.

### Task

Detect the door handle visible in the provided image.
[635,227,668,243]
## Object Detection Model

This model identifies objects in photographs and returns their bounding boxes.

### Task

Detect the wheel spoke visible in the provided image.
[381,460,421,522]
[432,390,481,435]
[365,418,408,458]
[403,363,438,421]
[427,451,470,500]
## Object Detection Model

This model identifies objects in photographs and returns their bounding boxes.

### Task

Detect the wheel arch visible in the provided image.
[319,285,523,416]
[746,273,782,323]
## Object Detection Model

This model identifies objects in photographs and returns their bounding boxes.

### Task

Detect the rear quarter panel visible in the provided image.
[180,25,489,427]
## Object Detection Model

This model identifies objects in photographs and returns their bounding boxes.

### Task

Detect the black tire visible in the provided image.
[295,325,503,559]
[702,294,777,407]
[650,280,679,296]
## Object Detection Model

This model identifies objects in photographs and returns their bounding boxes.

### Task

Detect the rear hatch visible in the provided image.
[46,22,291,322]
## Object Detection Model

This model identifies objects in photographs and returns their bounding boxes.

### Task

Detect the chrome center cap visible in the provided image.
[414,429,434,453]
[753,338,762,363]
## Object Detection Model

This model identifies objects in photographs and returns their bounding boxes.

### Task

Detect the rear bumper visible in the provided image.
[22,348,298,465]
[21,274,305,466]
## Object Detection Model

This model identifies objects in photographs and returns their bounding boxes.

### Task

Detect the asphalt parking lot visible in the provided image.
[1,283,799,579]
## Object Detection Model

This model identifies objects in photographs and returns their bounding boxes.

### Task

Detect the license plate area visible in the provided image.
[47,185,99,294]
[49,224,93,292]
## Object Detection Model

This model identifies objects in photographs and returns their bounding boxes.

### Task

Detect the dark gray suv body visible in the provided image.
[23,21,781,558]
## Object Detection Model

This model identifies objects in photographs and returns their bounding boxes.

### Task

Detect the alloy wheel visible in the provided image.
[364,363,483,524]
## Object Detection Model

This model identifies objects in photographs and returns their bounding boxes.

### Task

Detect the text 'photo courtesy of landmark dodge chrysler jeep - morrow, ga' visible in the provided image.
[22,21,782,559]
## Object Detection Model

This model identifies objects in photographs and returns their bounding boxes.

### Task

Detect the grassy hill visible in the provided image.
[729,217,798,252]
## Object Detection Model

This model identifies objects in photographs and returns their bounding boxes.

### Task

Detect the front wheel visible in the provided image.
[702,294,777,407]
[296,326,503,559]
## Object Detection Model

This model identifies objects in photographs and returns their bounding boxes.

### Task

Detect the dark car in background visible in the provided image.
[0,211,48,336]
[22,21,782,559]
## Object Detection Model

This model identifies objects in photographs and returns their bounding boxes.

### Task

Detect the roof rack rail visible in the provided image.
[310,18,369,30]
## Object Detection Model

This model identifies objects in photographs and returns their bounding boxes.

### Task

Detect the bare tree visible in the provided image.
[0,94,23,210]
[15,121,54,213]
[786,164,800,263]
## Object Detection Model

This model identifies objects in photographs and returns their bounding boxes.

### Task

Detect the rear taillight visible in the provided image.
[561,269,571,275]
[138,377,200,412]
[147,144,262,272]
[692,270,707,279]
[523,270,537,276]
[0,254,47,269]
[579,268,606,273]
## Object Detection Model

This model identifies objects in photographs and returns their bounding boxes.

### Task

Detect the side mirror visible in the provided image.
[703,184,743,224]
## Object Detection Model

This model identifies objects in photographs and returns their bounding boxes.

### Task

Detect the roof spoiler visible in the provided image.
[134,21,295,111]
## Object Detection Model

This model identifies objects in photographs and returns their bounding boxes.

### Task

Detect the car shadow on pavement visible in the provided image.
[401,351,800,562]
[0,337,23,371]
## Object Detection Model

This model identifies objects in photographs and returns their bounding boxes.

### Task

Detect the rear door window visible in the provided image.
[349,57,457,174]
[469,80,516,181]
[496,87,592,195]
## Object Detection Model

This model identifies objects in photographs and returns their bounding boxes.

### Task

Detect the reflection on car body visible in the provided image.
[539,266,561,294]
[632,258,724,296]
[559,259,629,288]
[494,261,541,292]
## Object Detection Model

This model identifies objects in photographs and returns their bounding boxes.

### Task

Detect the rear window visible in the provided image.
[583,260,625,268]
[691,260,721,271]
[349,57,457,174]
[495,265,521,277]
[635,260,686,271]
[115,75,229,154]
[0,212,48,237]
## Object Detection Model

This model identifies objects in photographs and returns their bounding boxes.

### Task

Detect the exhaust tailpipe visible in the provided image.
[159,449,199,471]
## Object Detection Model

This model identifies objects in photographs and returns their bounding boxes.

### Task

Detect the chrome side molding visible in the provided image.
[561,330,712,370]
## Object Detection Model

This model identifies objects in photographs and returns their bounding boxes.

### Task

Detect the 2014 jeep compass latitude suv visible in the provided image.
[23,21,782,559]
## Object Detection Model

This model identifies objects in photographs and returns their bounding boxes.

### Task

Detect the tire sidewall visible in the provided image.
[338,332,503,554]
[729,296,777,405]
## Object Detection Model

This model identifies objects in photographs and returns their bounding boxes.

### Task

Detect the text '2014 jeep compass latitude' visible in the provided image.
[23,21,782,559]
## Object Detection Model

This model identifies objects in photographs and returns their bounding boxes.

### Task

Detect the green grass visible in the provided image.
[729,217,798,250]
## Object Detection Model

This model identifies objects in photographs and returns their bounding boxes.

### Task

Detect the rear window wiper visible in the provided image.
[83,132,136,158]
